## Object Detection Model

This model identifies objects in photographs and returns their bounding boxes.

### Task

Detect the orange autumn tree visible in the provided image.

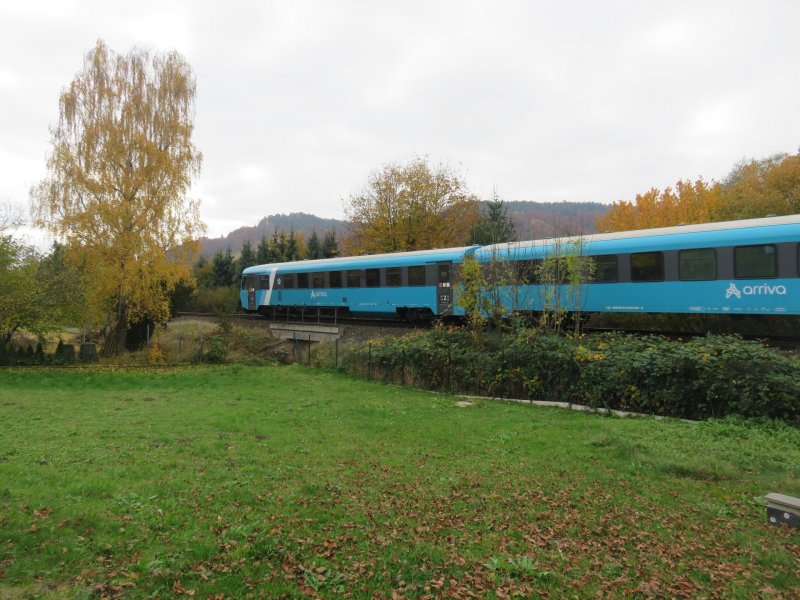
[720,152,800,219]
[31,40,204,356]
[596,151,800,233]
[596,178,723,232]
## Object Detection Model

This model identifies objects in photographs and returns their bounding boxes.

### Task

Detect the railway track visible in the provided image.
[176,311,430,330]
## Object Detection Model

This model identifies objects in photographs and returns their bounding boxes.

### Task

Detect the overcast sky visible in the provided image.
[1,0,798,242]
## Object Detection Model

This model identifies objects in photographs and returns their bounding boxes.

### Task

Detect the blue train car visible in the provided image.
[241,246,478,319]
[241,215,800,319]
[473,215,800,315]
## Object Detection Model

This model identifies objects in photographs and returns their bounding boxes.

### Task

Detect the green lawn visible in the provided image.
[0,365,798,598]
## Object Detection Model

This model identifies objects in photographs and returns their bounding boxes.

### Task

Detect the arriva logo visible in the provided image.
[310,290,328,299]
[725,282,787,299]
[725,283,741,299]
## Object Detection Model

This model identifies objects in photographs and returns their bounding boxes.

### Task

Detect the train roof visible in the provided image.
[242,215,800,275]
[242,245,478,275]
[477,214,800,256]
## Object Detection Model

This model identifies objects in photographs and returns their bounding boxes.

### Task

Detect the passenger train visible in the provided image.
[240,215,800,319]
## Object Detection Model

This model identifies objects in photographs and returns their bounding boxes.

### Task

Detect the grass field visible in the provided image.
[0,365,798,598]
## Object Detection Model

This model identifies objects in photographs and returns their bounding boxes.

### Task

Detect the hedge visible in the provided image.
[342,328,800,422]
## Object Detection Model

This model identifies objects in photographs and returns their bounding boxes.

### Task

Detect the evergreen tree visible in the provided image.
[322,229,339,258]
[469,197,517,245]
[211,248,236,287]
[305,230,323,260]
[271,229,286,263]
[194,255,214,288]
[285,229,301,261]
[35,341,45,364]
[239,240,256,273]
[256,236,270,264]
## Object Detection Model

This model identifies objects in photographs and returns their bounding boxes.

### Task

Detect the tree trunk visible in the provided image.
[1,325,20,353]
[102,295,129,357]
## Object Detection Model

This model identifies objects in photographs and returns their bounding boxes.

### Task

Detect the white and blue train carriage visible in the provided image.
[240,246,479,319]
[473,214,800,315]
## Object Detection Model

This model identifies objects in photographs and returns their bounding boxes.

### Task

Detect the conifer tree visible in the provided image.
[321,229,339,258]
[239,240,256,273]
[305,230,323,260]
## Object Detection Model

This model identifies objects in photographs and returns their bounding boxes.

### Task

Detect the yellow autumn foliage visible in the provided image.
[31,40,204,355]
[345,157,480,254]
[596,152,800,232]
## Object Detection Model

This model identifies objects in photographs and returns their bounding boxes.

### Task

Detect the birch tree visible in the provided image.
[31,40,204,355]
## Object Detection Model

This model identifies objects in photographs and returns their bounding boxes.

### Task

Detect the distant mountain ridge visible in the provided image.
[198,202,610,257]
[505,201,610,240]
[199,212,349,257]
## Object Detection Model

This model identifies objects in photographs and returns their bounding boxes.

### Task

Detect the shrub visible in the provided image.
[54,339,76,364]
[343,329,800,422]
[186,286,240,314]
[203,335,229,364]
[34,341,45,364]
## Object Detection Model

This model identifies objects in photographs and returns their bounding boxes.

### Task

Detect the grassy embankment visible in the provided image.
[0,365,798,598]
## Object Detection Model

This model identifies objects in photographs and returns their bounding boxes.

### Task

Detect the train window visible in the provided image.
[346,270,362,287]
[482,261,504,285]
[365,268,381,287]
[537,257,568,284]
[630,252,664,281]
[259,276,270,289]
[679,249,716,281]
[386,267,402,286]
[593,255,618,283]
[513,260,538,285]
[241,276,248,290]
[297,273,309,288]
[281,274,295,289]
[735,244,777,278]
[408,265,426,286]
[329,271,342,288]
[312,272,325,288]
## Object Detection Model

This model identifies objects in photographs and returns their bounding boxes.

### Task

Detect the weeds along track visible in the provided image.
[178,312,800,350]
[178,311,430,333]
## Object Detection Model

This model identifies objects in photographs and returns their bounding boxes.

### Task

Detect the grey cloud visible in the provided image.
[1,0,798,237]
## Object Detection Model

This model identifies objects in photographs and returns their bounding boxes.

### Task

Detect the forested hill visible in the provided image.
[505,201,609,239]
[199,213,349,257]
[198,202,611,257]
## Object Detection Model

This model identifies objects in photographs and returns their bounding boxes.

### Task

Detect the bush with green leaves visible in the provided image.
[575,334,800,421]
[343,329,800,422]
[202,336,229,364]
[182,285,240,314]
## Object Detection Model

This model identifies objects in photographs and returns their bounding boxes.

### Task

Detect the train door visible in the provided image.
[436,262,453,316]
[246,275,257,311]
